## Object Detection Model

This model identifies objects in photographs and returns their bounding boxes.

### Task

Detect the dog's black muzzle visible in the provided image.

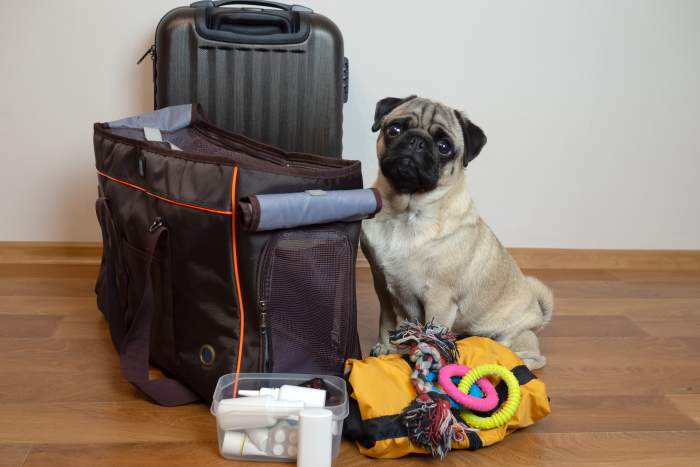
[380,131,439,194]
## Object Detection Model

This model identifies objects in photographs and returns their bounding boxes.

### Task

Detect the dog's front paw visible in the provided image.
[370,342,395,357]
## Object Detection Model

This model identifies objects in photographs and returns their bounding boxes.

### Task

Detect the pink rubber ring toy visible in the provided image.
[438,364,500,412]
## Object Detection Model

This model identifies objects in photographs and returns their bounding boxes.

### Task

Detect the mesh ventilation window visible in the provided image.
[261,229,354,374]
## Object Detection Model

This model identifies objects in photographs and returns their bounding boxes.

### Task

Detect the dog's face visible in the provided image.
[372,96,487,194]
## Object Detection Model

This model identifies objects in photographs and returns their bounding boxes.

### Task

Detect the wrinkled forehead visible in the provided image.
[388,98,461,140]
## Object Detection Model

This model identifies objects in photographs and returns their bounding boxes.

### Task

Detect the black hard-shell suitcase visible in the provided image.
[142,0,348,158]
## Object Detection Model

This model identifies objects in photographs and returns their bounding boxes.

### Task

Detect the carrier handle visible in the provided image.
[119,224,199,406]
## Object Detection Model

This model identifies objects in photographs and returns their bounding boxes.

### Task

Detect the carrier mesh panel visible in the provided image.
[168,129,242,158]
[262,229,354,374]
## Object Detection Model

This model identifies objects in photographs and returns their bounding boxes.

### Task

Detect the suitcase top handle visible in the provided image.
[191,1,313,13]
[192,0,313,45]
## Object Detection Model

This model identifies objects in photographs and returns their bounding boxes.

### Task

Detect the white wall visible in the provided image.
[1,0,699,248]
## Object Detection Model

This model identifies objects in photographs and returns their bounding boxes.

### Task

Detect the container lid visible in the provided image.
[211,373,348,420]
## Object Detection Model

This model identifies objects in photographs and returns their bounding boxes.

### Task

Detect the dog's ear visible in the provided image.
[372,95,417,132]
[454,110,487,167]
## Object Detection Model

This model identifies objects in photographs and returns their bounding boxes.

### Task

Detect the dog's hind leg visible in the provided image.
[509,329,546,370]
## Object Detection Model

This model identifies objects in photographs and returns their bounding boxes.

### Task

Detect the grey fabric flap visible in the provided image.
[106,104,193,132]
[250,189,381,232]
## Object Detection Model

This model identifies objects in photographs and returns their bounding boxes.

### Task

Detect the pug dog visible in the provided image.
[361,96,553,370]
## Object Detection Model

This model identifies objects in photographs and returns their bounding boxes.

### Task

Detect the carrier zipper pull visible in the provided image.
[259,300,268,333]
[259,300,271,372]
[137,44,155,65]
[148,216,164,232]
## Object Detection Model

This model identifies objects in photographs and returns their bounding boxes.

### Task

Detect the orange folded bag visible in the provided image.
[344,337,551,459]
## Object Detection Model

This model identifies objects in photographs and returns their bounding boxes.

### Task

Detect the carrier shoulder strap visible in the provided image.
[119,225,199,406]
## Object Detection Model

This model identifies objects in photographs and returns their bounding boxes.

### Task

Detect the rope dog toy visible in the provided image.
[458,364,522,430]
[390,320,470,459]
[437,364,499,412]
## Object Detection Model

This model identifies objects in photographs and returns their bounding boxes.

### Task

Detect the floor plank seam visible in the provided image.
[19,446,31,467]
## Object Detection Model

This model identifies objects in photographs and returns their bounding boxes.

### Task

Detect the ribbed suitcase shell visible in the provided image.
[153,2,346,158]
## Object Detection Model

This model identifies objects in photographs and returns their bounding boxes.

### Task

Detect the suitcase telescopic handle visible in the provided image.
[192,0,312,44]
[192,0,312,12]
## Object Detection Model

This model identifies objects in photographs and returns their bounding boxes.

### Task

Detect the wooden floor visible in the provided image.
[1,251,700,466]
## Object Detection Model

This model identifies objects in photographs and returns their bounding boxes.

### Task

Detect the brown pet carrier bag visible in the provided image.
[93,104,376,405]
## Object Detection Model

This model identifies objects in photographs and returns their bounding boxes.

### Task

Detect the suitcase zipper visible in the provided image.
[137,44,157,109]
[137,44,155,65]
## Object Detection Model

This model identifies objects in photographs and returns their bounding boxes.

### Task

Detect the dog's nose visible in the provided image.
[408,136,426,152]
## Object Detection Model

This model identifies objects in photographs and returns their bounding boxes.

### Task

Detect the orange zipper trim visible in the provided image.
[230,166,246,397]
[97,170,233,216]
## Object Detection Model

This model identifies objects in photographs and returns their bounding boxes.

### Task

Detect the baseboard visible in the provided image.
[506,248,700,271]
[0,242,102,265]
[357,248,700,271]
[1,242,699,271]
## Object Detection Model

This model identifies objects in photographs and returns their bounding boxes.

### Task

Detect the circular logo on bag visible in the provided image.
[199,344,216,367]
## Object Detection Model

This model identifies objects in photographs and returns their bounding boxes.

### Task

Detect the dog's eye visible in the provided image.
[386,124,402,138]
[437,139,452,155]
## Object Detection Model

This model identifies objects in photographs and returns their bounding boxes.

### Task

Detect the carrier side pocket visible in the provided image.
[121,225,177,372]
[119,222,198,406]
[257,227,354,375]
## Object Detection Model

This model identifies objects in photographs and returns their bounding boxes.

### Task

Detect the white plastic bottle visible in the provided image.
[238,385,326,408]
[216,396,305,431]
[297,409,332,467]
[221,431,268,457]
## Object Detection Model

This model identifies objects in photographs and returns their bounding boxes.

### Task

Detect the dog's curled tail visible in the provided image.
[526,276,554,331]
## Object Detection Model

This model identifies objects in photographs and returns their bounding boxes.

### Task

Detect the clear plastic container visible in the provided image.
[211,373,348,462]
